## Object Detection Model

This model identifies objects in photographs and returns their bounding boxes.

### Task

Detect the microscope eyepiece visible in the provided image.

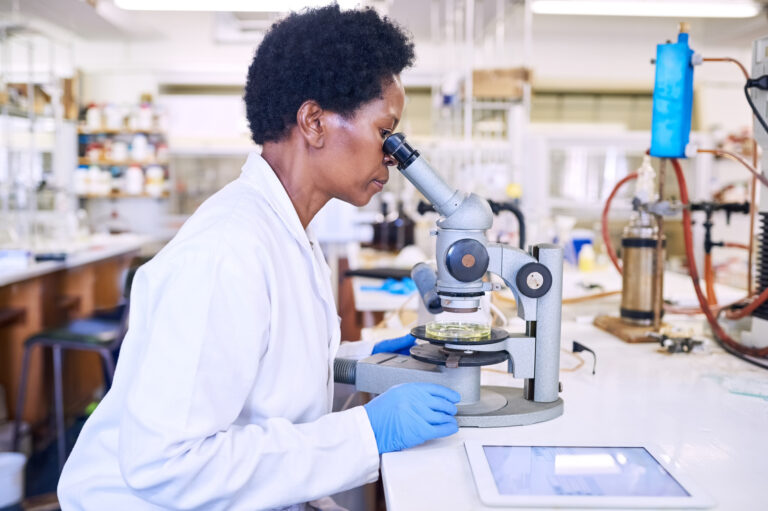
[383,132,420,170]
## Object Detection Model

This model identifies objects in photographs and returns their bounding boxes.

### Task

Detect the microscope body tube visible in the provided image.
[398,157,464,217]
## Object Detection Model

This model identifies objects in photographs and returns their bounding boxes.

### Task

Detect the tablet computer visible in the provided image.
[464,441,714,508]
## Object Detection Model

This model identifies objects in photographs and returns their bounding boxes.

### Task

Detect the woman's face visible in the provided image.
[317,75,405,207]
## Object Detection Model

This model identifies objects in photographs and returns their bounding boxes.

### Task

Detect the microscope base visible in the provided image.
[457,386,563,427]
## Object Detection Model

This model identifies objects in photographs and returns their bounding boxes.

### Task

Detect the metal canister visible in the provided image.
[620,212,664,325]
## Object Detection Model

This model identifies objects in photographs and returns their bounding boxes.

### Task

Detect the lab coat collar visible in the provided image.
[241,153,341,403]
[240,152,315,251]
[240,152,335,315]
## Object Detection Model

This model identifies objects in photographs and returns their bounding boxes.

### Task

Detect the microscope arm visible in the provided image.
[486,243,564,402]
[486,244,539,321]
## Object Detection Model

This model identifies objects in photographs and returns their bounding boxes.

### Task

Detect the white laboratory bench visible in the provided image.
[0,233,154,427]
[380,314,767,511]
[361,267,765,510]
[0,233,152,288]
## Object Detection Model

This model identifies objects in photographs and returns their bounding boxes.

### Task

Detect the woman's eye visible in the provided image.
[380,129,391,139]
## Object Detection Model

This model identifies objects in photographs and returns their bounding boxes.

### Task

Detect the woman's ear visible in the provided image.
[296,100,325,148]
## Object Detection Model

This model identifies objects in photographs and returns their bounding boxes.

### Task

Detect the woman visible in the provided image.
[58,5,459,510]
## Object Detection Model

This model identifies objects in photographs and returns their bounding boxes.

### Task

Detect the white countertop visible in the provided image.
[0,234,151,288]
[380,317,768,510]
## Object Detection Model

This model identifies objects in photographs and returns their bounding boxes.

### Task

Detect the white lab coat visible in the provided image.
[57,153,380,510]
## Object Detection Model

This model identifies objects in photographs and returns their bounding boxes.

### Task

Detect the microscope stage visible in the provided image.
[410,343,509,367]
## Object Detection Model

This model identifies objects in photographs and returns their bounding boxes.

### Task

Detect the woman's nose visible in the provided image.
[383,153,397,167]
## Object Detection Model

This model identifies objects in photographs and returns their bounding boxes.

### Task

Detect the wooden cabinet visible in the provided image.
[0,251,137,429]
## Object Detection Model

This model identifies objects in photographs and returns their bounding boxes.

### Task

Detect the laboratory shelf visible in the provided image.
[77,158,169,166]
[77,128,165,136]
[77,192,170,200]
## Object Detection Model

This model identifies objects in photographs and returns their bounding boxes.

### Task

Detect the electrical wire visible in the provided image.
[562,290,621,304]
[690,149,768,319]
[697,148,768,189]
[715,308,768,371]
[670,158,768,364]
[702,57,758,294]
[744,82,768,136]
[600,172,638,274]
[572,341,596,375]
[724,285,768,320]
[558,350,586,373]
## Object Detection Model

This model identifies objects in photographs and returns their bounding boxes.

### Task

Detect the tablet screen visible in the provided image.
[482,446,690,497]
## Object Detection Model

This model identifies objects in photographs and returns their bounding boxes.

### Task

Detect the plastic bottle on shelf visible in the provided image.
[74,166,89,195]
[97,170,112,196]
[85,104,102,131]
[103,103,122,131]
[125,165,144,195]
[138,103,153,131]
[156,142,168,162]
[110,141,128,162]
[86,143,102,162]
[109,167,124,194]
[131,134,148,161]
[146,143,156,163]
[86,165,101,196]
[145,165,165,197]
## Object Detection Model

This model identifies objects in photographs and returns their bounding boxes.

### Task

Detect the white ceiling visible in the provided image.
[5,0,125,39]
[6,0,768,46]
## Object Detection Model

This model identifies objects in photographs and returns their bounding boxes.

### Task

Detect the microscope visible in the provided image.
[334,134,564,427]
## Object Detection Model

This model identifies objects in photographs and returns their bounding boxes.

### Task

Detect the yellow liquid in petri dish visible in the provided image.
[424,321,491,341]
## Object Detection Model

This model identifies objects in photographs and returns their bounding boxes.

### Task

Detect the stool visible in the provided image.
[11,267,137,473]
[12,315,128,473]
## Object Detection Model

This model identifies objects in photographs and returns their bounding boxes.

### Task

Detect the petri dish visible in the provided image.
[425,321,492,341]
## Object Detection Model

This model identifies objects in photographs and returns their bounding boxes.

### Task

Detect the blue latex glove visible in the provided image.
[363,382,460,454]
[372,333,417,355]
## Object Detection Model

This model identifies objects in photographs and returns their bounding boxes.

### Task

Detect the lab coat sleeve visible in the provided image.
[117,242,379,510]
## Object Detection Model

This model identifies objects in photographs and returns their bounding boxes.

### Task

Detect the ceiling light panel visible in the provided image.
[531,1,761,18]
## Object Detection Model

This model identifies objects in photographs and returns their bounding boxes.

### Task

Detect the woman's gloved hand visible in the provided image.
[363,382,460,454]
[372,333,417,355]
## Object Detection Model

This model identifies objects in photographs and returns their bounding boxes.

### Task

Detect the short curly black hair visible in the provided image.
[244,5,415,144]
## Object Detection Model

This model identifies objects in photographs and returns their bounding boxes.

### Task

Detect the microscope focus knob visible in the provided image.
[516,262,553,298]
[446,239,489,282]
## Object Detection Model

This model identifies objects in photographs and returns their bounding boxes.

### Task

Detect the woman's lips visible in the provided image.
[372,179,387,190]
